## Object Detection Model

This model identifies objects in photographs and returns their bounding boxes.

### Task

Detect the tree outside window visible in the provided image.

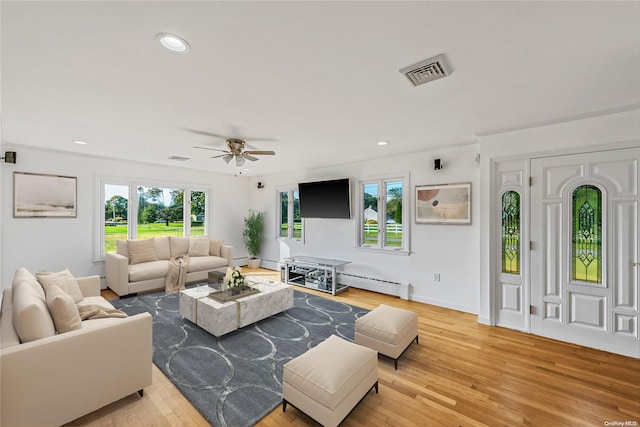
[101,182,208,256]
[278,188,302,240]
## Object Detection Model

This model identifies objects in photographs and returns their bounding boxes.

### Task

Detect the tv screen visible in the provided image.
[298,178,351,219]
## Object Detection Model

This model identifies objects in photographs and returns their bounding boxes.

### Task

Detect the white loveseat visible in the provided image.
[105,236,233,296]
[0,268,152,427]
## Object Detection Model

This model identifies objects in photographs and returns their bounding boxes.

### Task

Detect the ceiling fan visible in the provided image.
[189,129,275,167]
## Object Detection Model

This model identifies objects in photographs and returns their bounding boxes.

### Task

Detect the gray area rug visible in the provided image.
[112,287,369,427]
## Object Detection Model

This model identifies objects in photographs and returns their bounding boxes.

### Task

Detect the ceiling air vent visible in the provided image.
[168,155,190,162]
[399,54,451,87]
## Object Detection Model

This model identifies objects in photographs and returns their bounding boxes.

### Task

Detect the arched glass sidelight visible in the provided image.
[572,185,602,284]
[501,191,521,275]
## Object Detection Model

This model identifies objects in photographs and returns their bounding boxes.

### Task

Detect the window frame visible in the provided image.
[96,177,210,261]
[356,173,410,255]
[276,186,304,242]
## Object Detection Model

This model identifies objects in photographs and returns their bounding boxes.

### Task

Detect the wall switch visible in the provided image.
[434,273,440,282]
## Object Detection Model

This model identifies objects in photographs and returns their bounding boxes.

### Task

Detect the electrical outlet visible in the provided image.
[434,273,440,282]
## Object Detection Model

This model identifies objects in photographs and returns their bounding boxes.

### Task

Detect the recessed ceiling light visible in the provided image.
[157,33,190,53]
[73,140,88,145]
[377,141,389,146]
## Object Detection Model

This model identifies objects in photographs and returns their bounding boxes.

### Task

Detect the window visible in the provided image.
[572,185,602,284]
[358,175,408,253]
[137,186,184,238]
[100,180,208,257]
[278,188,302,240]
[190,191,206,236]
[501,191,521,275]
[104,184,129,254]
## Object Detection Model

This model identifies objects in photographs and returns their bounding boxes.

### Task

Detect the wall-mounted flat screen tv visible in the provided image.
[298,178,351,219]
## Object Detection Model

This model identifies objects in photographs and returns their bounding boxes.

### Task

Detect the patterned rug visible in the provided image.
[111,287,369,427]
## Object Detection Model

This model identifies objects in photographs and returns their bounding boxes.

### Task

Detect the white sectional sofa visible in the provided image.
[0,268,152,427]
[105,236,233,297]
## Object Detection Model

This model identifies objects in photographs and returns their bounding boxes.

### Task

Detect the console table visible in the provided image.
[284,256,350,296]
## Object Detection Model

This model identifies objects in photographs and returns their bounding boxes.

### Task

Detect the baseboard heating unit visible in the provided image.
[337,273,410,300]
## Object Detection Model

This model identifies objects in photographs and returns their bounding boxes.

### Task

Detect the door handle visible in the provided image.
[634,262,639,267]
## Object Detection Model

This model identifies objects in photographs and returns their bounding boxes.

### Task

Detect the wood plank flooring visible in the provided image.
[67,268,640,427]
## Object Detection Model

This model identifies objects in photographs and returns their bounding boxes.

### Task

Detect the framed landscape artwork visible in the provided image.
[14,172,77,218]
[415,182,471,224]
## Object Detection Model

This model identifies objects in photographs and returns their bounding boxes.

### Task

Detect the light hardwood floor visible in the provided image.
[67,268,640,427]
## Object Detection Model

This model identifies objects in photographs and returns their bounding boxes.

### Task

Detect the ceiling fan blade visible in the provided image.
[223,154,233,164]
[244,150,275,155]
[243,153,259,161]
[184,129,231,139]
[194,146,228,153]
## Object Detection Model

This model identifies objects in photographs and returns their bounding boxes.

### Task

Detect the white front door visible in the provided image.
[530,147,639,357]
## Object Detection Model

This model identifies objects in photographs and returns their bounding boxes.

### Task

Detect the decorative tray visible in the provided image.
[208,286,259,303]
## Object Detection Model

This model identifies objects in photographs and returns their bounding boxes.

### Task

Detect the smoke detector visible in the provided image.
[400,54,451,86]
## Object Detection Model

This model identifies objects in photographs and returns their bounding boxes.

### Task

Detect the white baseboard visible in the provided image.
[409,294,477,315]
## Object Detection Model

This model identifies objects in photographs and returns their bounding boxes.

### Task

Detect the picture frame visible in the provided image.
[415,182,471,224]
[14,172,77,218]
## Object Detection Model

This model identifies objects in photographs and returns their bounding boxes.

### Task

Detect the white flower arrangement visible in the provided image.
[224,266,245,288]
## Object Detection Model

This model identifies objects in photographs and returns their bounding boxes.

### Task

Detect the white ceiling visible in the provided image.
[2,1,639,176]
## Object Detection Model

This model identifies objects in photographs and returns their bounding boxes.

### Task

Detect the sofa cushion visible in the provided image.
[129,260,170,282]
[210,240,224,257]
[45,284,82,334]
[170,236,190,258]
[128,239,157,265]
[1,289,20,349]
[12,277,56,343]
[187,256,228,273]
[36,269,84,303]
[155,236,171,260]
[13,268,46,300]
[116,239,129,257]
[189,238,210,257]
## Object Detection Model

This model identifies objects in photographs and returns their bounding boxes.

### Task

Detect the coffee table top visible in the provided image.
[181,276,292,308]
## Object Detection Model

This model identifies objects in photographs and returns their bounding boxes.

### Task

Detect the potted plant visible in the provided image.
[243,210,265,269]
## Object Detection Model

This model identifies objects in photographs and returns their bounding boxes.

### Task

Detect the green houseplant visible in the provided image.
[243,210,265,269]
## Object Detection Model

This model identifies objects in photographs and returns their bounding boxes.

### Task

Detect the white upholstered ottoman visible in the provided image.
[282,335,378,427]
[355,304,418,369]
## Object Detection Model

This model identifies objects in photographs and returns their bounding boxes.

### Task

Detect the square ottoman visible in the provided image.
[355,304,418,369]
[282,335,378,427]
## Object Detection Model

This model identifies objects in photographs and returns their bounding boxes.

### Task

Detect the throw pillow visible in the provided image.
[36,269,84,303]
[210,240,224,257]
[45,284,82,333]
[128,239,158,265]
[188,238,210,257]
[169,236,190,257]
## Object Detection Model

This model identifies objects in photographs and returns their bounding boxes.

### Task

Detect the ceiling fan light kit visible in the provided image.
[192,132,276,167]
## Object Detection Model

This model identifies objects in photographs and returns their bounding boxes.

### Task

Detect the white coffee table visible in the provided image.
[178,276,294,337]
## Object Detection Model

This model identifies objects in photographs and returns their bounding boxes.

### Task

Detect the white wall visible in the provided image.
[478,108,640,324]
[0,144,252,287]
[250,143,482,314]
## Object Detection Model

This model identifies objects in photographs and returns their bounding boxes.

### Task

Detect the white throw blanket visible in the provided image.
[165,254,190,294]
